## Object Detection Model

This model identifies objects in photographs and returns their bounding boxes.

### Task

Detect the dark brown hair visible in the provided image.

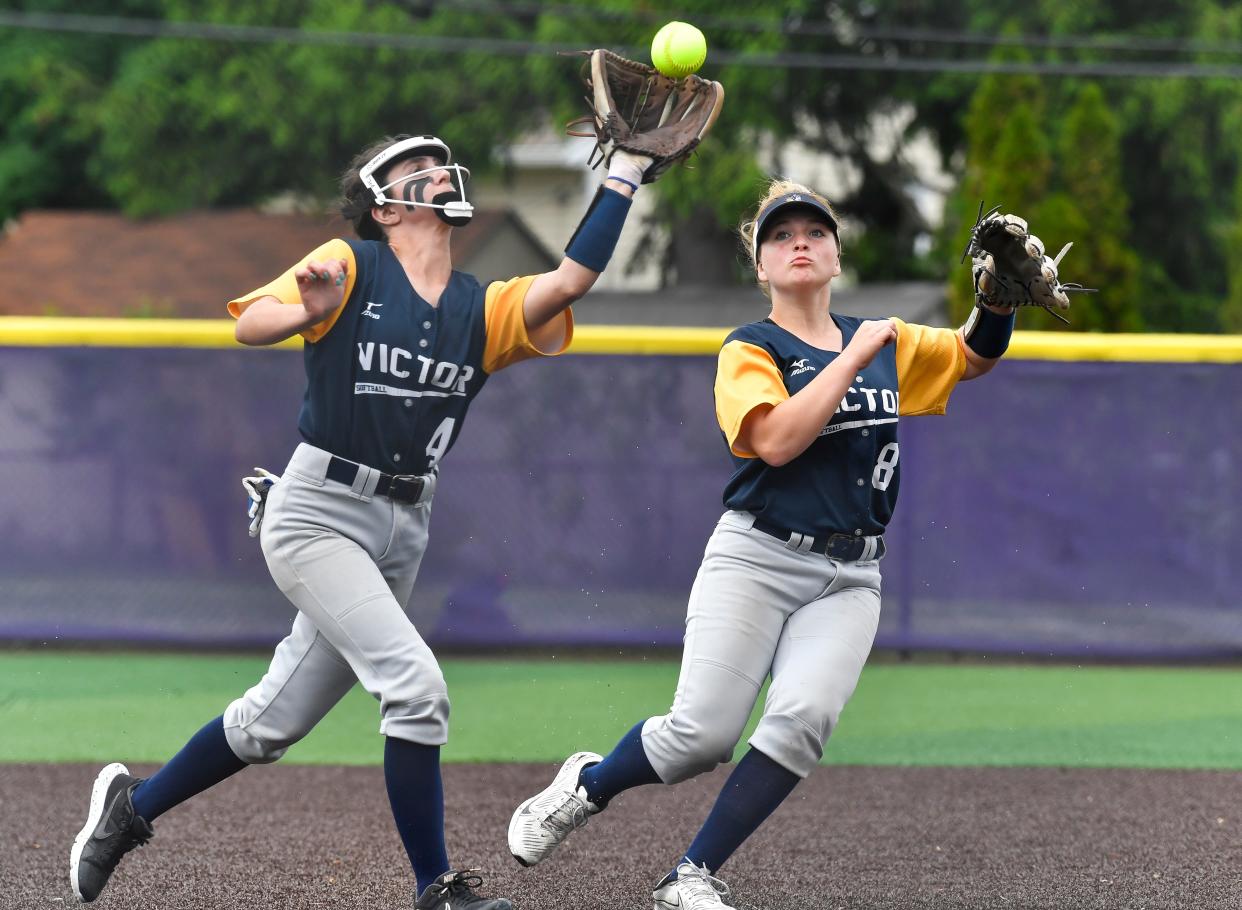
[339,134,415,241]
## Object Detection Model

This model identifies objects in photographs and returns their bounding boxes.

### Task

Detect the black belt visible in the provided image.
[326,456,427,505]
[751,517,885,561]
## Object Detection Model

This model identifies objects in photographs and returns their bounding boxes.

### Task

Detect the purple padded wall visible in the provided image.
[0,346,1237,657]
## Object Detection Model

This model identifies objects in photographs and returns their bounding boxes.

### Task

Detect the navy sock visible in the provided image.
[681,747,801,873]
[578,720,662,807]
[384,738,450,895]
[130,715,247,822]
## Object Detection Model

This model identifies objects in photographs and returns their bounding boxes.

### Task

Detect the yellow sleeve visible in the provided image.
[715,340,789,458]
[483,275,574,373]
[892,317,967,416]
[226,239,358,344]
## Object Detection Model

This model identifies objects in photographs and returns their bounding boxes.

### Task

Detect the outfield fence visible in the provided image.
[1,318,1239,658]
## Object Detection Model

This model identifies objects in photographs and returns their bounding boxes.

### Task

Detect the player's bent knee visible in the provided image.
[222,717,287,765]
[225,731,285,764]
[642,714,742,783]
[222,696,310,764]
[749,710,837,779]
[379,690,450,745]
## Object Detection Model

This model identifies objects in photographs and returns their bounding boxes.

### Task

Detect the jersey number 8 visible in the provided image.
[871,442,899,491]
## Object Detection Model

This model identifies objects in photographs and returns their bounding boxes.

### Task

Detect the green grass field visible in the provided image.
[3,651,1241,768]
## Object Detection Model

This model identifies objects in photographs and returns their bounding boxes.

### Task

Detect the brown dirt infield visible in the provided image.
[3,762,1238,909]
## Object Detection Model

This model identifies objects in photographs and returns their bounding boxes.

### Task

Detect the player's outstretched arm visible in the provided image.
[235,258,349,346]
[514,48,724,347]
[515,155,644,352]
[521,174,637,335]
[957,300,1016,381]
[953,205,1091,379]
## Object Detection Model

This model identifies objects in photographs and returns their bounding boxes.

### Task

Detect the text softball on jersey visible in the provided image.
[820,379,899,437]
[354,342,476,398]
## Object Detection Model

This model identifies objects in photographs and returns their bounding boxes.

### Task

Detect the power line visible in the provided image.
[423,0,1242,57]
[841,24,1242,56]
[0,10,586,54]
[3,10,1242,79]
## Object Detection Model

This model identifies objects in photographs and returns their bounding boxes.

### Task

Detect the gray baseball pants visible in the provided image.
[641,509,883,781]
[223,443,443,764]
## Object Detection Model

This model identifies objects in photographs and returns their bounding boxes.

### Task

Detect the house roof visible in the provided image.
[0,208,546,318]
[0,208,948,326]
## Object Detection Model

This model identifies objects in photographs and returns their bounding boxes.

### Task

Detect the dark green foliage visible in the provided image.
[1050,83,1143,332]
[946,36,1053,323]
[0,0,165,220]
[2,0,1240,330]
[1223,168,1242,333]
[88,1,543,214]
[949,70,1144,332]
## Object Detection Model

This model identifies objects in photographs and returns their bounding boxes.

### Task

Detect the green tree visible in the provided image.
[920,0,1236,331]
[527,0,816,285]
[0,0,164,222]
[4,0,1242,327]
[945,35,1052,323]
[1223,167,1242,333]
[442,0,974,284]
[1043,82,1142,332]
[90,1,544,214]
[1105,1,1242,331]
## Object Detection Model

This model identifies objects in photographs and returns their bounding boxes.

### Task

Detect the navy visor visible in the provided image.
[752,192,838,252]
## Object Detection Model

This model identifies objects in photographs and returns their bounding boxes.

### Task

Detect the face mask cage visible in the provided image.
[359,136,474,223]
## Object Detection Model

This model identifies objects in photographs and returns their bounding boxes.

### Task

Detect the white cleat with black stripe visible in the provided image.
[507,750,603,867]
[652,862,734,910]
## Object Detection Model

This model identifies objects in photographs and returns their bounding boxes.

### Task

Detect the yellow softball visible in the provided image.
[651,21,707,79]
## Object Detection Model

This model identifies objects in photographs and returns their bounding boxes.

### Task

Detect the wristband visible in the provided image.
[607,150,648,189]
[963,304,1015,359]
[606,175,639,193]
[564,186,632,273]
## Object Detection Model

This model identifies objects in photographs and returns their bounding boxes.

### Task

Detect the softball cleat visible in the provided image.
[507,750,603,866]
[414,870,511,910]
[69,762,154,903]
[652,862,734,910]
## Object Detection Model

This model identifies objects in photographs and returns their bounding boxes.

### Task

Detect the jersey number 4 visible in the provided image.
[426,417,455,469]
[871,442,899,491]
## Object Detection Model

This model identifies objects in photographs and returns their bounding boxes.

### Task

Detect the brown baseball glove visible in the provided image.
[567,49,725,184]
[964,204,1093,322]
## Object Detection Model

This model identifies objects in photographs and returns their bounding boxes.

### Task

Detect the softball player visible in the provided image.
[69,133,652,908]
[508,179,1019,909]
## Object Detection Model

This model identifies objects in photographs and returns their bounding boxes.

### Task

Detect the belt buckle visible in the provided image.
[824,533,858,560]
[388,474,424,503]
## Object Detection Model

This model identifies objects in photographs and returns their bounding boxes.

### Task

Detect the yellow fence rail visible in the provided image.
[0,316,1240,362]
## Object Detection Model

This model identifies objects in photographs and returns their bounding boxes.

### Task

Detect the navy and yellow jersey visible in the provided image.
[228,238,573,475]
[715,314,965,537]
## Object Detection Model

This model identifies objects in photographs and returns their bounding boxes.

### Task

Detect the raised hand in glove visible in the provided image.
[963,204,1093,323]
[568,49,724,185]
